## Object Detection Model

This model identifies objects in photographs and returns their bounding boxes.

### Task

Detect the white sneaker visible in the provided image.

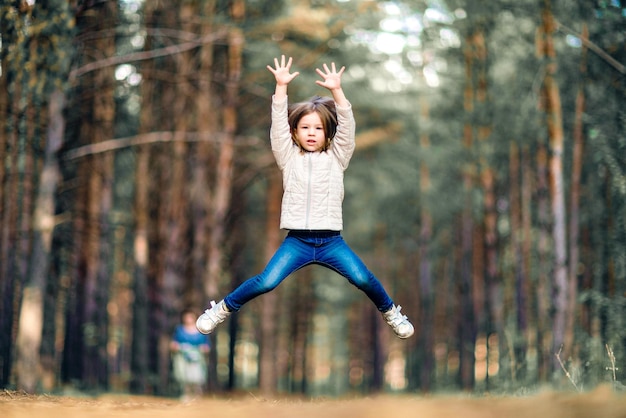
[196,300,231,334]
[382,305,414,339]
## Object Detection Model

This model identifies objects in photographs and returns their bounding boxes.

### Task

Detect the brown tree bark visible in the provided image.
[259,169,282,394]
[0,74,21,389]
[509,141,531,382]
[535,143,552,381]
[80,2,117,389]
[292,268,315,393]
[191,0,218,311]
[15,90,66,393]
[62,136,89,384]
[156,1,195,392]
[418,95,434,391]
[538,0,569,367]
[129,0,159,393]
[565,23,588,353]
[188,0,220,392]
[130,139,151,393]
[521,145,533,343]
[459,28,480,391]
[15,109,36,391]
[0,19,8,332]
[201,1,243,392]
[204,8,243,301]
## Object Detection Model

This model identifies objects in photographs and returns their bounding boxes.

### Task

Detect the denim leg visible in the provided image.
[224,236,311,311]
[317,236,394,312]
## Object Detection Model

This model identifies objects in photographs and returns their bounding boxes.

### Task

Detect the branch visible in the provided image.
[68,28,228,80]
[606,344,618,382]
[62,131,260,161]
[355,121,404,151]
[555,345,580,391]
[555,20,626,74]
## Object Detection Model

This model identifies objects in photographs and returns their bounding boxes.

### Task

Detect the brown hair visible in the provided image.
[180,308,196,322]
[288,96,337,152]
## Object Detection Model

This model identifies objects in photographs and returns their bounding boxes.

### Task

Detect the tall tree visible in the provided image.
[535,140,553,380]
[259,169,282,394]
[537,0,569,369]
[15,89,66,393]
[458,23,478,392]
[205,2,244,301]
[3,0,74,392]
[0,0,25,389]
[156,0,194,392]
[130,0,157,393]
[190,0,218,314]
[189,0,220,392]
[417,94,434,391]
[80,1,118,390]
[565,23,588,353]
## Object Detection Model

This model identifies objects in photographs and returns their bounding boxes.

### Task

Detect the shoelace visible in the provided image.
[204,301,229,322]
[386,305,409,326]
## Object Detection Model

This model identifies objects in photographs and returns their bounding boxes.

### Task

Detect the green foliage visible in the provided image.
[1,1,75,99]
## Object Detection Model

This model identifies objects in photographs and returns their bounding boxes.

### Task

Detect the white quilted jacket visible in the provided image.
[270,96,356,231]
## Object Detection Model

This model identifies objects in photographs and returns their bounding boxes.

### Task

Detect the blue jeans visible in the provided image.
[224,230,394,313]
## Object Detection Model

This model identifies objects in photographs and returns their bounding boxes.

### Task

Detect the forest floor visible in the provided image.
[2,385,626,418]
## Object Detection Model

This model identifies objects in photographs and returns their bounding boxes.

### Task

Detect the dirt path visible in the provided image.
[2,386,625,418]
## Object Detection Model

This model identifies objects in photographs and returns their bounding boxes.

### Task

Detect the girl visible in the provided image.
[171,309,210,398]
[196,55,413,339]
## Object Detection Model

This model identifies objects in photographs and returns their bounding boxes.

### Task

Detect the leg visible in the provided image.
[317,236,414,338]
[197,236,312,334]
[225,235,312,311]
[316,236,394,312]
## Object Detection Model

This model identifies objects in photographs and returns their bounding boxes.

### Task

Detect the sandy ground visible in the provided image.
[2,386,626,418]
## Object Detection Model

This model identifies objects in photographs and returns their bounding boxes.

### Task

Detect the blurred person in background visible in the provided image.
[170,308,210,400]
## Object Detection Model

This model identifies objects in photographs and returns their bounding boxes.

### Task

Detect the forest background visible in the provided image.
[1,0,626,399]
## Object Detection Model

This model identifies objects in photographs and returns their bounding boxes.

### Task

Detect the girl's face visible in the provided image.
[294,112,326,152]
[182,312,196,327]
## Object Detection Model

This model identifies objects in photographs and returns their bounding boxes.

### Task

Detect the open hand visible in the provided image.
[267,55,300,86]
[315,62,345,91]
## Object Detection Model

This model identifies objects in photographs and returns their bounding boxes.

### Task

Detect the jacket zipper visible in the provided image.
[305,153,312,229]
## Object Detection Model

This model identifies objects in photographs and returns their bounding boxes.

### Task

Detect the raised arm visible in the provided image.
[266,55,299,100]
[315,62,348,107]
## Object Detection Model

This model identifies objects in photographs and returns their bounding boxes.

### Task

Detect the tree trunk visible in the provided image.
[10,86,37,394]
[129,1,157,389]
[535,143,552,381]
[459,28,479,392]
[539,0,569,367]
[459,197,476,391]
[61,144,88,384]
[0,64,19,389]
[521,145,533,364]
[205,4,245,391]
[259,169,282,394]
[15,90,66,392]
[289,268,314,393]
[157,2,196,393]
[509,141,530,383]
[84,2,117,390]
[0,17,9,382]
[565,23,588,353]
[130,140,151,394]
[191,0,218,310]
[417,95,434,391]
[205,7,244,301]
[369,224,390,393]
